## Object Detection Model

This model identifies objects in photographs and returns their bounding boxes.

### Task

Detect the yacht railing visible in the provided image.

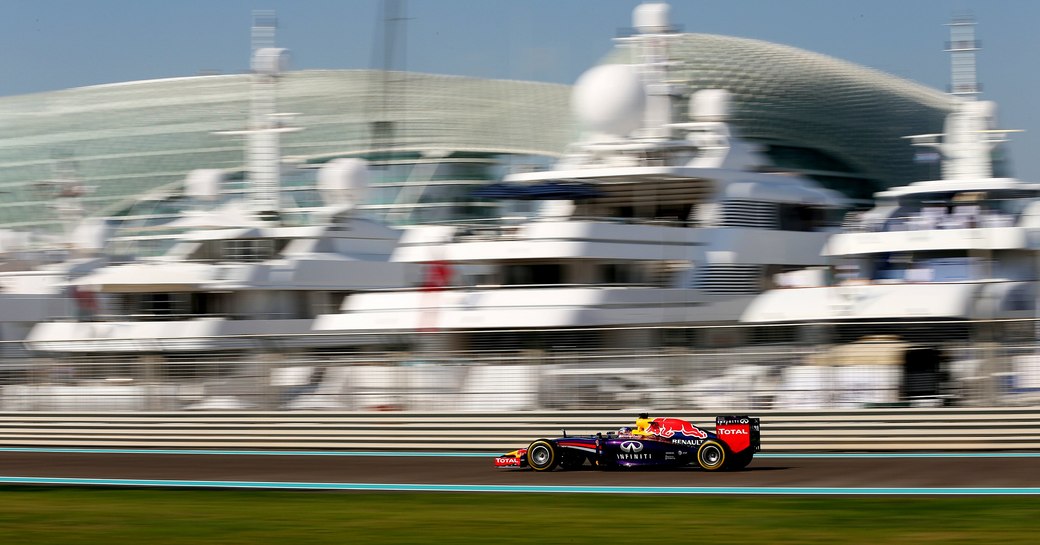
[5,319,1040,412]
[847,206,1023,233]
[444,215,695,241]
[50,311,313,323]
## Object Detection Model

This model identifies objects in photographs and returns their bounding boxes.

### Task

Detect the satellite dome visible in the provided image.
[571,63,645,138]
[689,89,731,122]
[252,47,290,76]
[318,158,370,209]
[185,169,223,201]
[633,2,671,34]
[71,217,109,254]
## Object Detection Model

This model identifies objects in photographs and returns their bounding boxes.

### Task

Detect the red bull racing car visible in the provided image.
[494,414,760,471]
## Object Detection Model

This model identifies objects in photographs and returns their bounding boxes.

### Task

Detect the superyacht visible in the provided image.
[315,2,846,353]
[12,27,417,411]
[742,18,1037,342]
[740,19,1040,407]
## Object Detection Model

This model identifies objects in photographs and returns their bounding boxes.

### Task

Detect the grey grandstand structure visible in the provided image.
[0,33,960,237]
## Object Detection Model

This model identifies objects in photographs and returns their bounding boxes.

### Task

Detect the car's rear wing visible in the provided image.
[715,415,761,454]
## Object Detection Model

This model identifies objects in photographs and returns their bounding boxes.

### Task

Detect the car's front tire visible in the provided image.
[526,439,559,471]
[696,440,727,471]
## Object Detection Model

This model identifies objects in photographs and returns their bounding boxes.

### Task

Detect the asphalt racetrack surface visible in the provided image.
[2,451,1040,489]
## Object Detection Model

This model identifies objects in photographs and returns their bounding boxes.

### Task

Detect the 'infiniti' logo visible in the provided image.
[620,441,643,453]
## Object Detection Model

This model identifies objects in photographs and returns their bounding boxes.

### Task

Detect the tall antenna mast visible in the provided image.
[909,15,1020,180]
[946,16,980,99]
[217,11,298,222]
[249,11,286,220]
[252,9,277,52]
[368,0,407,154]
[624,2,682,139]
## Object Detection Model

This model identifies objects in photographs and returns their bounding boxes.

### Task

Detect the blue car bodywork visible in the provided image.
[494,415,761,471]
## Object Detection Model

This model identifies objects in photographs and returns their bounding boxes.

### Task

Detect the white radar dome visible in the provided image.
[633,2,671,34]
[185,169,224,201]
[318,158,370,209]
[71,217,109,254]
[690,89,731,122]
[252,47,290,75]
[572,64,646,138]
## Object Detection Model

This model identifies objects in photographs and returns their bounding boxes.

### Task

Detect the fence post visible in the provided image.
[141,354,160,411]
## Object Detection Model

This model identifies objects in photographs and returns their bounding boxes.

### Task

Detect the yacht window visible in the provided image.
[464,329,604,351]
[294,291,312,319]
[317,292,352,315]
[601,263,639,285]
[777,203,835,231]
[433,163,493,181]
[222,239,276,262]
[370,186,403,205]
[188,241,221,261]
[504,264,563,285]
[749,325,798,345]
[778,204,811,231]
[419,184,470,204]
[833,260,865,284]
[191,293,226,317]
[1004,285,1035,312]
[872,252,982,283]
[139,293,191,316]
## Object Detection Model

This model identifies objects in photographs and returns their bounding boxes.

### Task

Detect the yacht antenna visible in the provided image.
[627,2,682,139]
[33,155,93,249]
[907,15,1020,180]
[249,11,287,221]
[368,0,408,156]
[215,11,298,222]
[945,16,980,100]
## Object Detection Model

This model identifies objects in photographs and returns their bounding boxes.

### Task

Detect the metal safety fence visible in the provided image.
[1,409,1038,451]
[3,319,1040,413]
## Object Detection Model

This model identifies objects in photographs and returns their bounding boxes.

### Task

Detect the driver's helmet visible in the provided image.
[618,426,632,435]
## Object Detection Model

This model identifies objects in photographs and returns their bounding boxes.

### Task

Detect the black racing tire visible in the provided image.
[526,439,560,471]
[696,440,727,471]
[726,450,754,471]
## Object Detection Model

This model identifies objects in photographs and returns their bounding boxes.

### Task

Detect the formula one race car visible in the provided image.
[494,414,760,471]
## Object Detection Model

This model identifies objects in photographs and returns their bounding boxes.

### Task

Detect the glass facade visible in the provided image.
[613,33,958,201]
[0,34,959,237]
[0,71,573,234]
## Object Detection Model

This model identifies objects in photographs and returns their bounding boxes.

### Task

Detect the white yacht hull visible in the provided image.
[316,287,754,331]
[743,280,1034,322]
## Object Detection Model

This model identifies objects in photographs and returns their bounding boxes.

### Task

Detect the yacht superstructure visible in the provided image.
[0,157,110,367]
[742,115,1039,339]
[25,20,416,356]
[742,18,1037,343]
[315,2,846,351]
[25,170,413,354]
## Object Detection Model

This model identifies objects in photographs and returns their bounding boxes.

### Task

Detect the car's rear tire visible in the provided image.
[696,440,727,471]
[526,439,559,471]
[726,450,754,471]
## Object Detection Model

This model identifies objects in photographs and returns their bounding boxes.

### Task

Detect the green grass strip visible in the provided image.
[1,488,1039,544]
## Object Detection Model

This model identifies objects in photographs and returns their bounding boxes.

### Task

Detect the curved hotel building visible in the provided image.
[0,33,959,243]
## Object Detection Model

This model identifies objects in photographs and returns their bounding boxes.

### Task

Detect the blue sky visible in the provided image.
[2,0,1038,180]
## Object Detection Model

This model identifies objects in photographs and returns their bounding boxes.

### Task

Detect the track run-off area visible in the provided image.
[2,448,1040,495]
